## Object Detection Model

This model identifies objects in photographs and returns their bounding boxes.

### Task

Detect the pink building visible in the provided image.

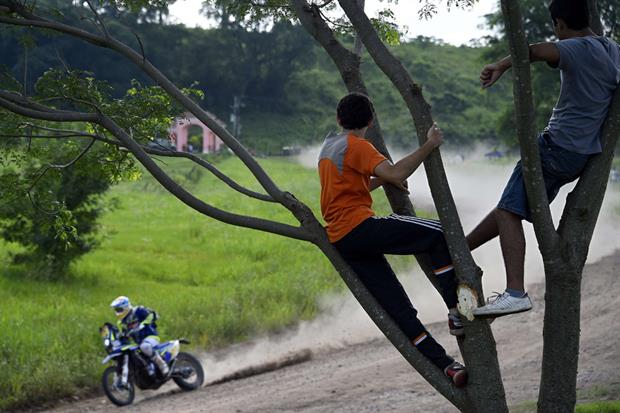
[169,112,225,153]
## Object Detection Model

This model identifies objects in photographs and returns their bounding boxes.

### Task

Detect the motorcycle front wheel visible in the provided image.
[102,365,135,406]
[172,352,204,391]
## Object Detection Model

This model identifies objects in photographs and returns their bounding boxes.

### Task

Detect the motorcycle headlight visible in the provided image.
[104,339,110,347]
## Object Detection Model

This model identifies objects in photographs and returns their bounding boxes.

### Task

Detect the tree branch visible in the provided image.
[499,0,559,254]
[313,236,472,411]
[84,0,110,38]
[0,96,311,241]
[0,2,289,207]
[557,88,620,265]
[0,95,98,123]
[2,121,275,204]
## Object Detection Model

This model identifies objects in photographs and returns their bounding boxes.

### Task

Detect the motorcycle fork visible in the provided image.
[120,354,129,386]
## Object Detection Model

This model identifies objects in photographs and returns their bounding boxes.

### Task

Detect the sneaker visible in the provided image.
[448,313,464,336]
[444,361,468,388]
[472,291,532,318]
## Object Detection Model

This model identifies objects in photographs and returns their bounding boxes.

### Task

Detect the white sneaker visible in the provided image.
[472,291,532,318]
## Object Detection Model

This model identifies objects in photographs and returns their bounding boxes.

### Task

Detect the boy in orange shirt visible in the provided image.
[319,93,467,387]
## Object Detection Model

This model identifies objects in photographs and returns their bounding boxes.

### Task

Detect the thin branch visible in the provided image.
[25,137,96,195]
[39,93,104,114]
[84,0,110,37]
[316,6,349,30]
[54,47,72,73]
[0,95,98,122]
[147,150,277,202]
[27,191,62,216]
[2,122,275,202]
[130,28,146,64]
[49,137,96,168]
[249,0,292,10]
[500,0,559,253]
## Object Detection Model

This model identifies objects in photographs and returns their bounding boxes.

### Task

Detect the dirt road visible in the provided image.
[40,251,620,413]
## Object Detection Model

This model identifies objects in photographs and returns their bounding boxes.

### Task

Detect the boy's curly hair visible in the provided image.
[337,93,375,130]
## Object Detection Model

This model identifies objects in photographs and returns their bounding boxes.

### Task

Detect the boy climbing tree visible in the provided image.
[318,93,467,387]
[467,0,620,317]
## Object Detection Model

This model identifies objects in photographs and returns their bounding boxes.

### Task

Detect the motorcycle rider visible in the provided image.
[110,296,170,376]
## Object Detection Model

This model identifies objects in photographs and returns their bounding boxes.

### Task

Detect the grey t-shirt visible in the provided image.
[546,36,620,154]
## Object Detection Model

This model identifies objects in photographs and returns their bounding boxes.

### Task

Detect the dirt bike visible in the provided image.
[99,322,205,406]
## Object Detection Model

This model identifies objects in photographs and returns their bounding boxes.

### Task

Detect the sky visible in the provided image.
[168,0,499,46]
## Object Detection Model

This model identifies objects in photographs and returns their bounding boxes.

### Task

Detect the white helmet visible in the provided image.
[110,296,132,319]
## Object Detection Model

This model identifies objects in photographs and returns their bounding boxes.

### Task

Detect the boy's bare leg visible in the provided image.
[472,208,532,317]
[466,210,500,251]
[496,208,526,292]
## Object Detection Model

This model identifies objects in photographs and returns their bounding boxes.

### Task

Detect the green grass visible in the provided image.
[1,156,401,411]
[575,401,620,413]
[510,400,620,413]
[510,383,620,413]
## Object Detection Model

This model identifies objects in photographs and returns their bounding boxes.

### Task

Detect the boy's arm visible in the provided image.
[481,42,560,89]
[373,123,443,189]
[369,177,386,192]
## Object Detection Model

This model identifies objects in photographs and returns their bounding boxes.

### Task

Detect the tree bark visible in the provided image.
[538,90,620,413]
[336,1,508,411]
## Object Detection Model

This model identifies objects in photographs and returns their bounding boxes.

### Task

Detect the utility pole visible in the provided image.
[230,95,243,138]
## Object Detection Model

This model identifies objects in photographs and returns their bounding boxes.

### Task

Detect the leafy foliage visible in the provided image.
[0,66,193,278]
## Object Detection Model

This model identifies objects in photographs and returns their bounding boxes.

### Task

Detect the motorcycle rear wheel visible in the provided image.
[172,352,204,391]
[102,365,135,406]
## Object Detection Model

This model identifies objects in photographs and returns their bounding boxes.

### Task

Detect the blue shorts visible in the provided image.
[498,133,591,221]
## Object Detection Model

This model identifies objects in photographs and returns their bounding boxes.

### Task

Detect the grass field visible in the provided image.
[0,155,402,411]
[511,399,620,413]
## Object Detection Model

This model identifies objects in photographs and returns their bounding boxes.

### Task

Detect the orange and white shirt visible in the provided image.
[318,132,387,242]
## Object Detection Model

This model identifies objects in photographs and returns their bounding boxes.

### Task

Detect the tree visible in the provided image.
[499,0,619,410]
[0,67,143,277]
[0,0,617,412]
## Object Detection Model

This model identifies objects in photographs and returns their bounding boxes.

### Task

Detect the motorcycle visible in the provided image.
[99,322,205,406]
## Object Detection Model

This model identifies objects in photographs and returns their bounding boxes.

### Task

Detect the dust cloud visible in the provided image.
[200,145,618,382]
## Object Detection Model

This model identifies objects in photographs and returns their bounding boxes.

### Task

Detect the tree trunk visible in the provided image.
[336,1,508,411]
[538,248,581,413]
[539,90,620,413]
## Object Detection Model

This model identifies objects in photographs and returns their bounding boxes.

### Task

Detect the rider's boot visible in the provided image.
[152,352,170,376]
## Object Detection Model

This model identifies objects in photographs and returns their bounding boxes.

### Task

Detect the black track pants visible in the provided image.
[334,214,458,369]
